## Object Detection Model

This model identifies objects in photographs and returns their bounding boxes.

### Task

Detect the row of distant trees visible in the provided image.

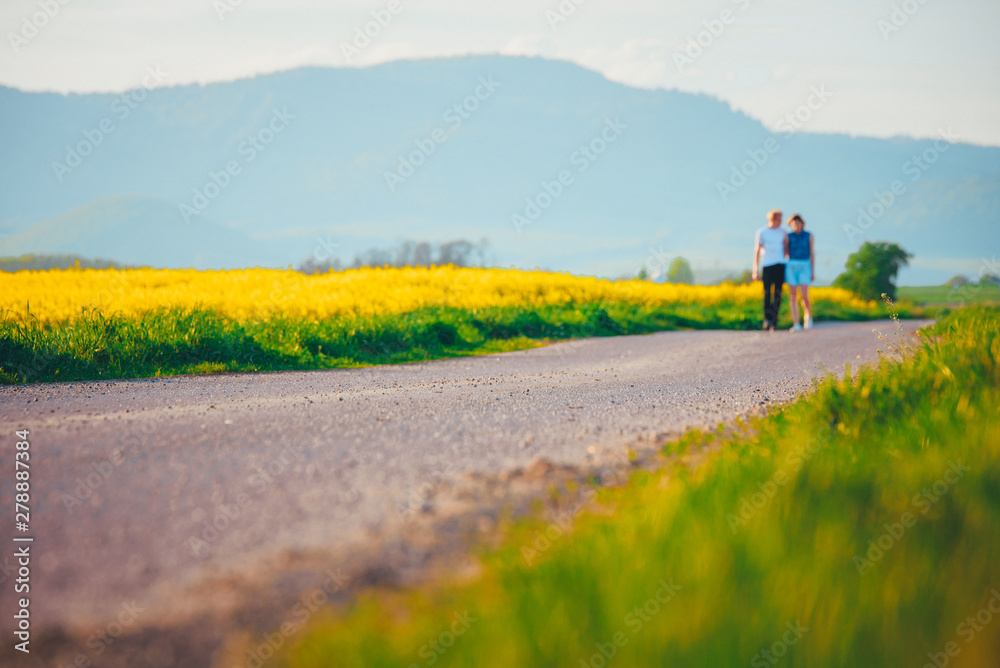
[946,274,1000,288]
[0,254,132,271]
[298,239,490,274]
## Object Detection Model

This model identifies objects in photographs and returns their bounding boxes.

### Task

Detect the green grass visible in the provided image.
[899,283,1000,306]
[1,297,896,384]
[275,306,1000,668]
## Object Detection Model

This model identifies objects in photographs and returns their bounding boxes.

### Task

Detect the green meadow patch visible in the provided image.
[272,307,999,668]
[898,283,1000,307]
[1,297,898,384]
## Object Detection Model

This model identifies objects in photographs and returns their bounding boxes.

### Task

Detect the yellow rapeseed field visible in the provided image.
[0,266,872,325]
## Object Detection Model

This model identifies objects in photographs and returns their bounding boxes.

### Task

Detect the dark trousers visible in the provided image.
[762,264,785,326]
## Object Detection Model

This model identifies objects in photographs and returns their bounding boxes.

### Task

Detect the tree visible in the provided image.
[667,257,694,284]
[946,275,970,289]
[978,273,1000,287]
[833,242,912,301]
[719,269,753,285]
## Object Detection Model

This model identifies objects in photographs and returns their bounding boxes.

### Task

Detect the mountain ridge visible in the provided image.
[1,54,997,283]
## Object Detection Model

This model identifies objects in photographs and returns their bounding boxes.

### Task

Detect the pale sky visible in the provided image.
[1,0,999,145]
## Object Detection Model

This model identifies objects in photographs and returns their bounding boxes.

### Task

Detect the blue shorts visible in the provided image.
[786,259,812,286]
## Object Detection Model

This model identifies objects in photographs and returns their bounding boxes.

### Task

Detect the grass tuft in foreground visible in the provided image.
[274,307,999,668]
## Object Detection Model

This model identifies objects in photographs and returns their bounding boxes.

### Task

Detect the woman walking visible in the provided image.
[786,214,815,331]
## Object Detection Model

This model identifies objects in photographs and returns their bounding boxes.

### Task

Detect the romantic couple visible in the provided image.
[751,209,815,332]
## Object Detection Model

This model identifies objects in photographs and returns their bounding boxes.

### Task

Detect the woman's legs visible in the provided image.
[800,285,812,325]
[789,286,800,326]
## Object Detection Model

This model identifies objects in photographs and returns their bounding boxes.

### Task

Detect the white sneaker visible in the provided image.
[791,324,804,332]
[804,316,813,330]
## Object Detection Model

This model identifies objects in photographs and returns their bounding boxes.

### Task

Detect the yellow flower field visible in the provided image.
[0,266,872,325]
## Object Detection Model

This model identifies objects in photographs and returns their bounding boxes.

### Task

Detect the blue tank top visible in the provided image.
[788,231,811,260]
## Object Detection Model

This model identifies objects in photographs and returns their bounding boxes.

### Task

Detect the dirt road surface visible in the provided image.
[0,320,926,667]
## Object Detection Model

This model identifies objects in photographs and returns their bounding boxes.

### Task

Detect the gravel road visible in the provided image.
[0,320,926,666]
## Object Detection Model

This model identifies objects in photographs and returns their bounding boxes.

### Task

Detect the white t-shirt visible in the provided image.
[756,226,787,268]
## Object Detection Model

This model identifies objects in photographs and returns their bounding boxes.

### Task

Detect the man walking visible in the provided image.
[752,209,789,331]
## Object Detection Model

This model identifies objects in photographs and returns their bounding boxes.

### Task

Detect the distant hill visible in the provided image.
[0,55,997,283]
[0,196,276,269]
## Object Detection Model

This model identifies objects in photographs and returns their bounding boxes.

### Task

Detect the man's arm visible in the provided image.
[784,232,790,261]
[752,241,762,281]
